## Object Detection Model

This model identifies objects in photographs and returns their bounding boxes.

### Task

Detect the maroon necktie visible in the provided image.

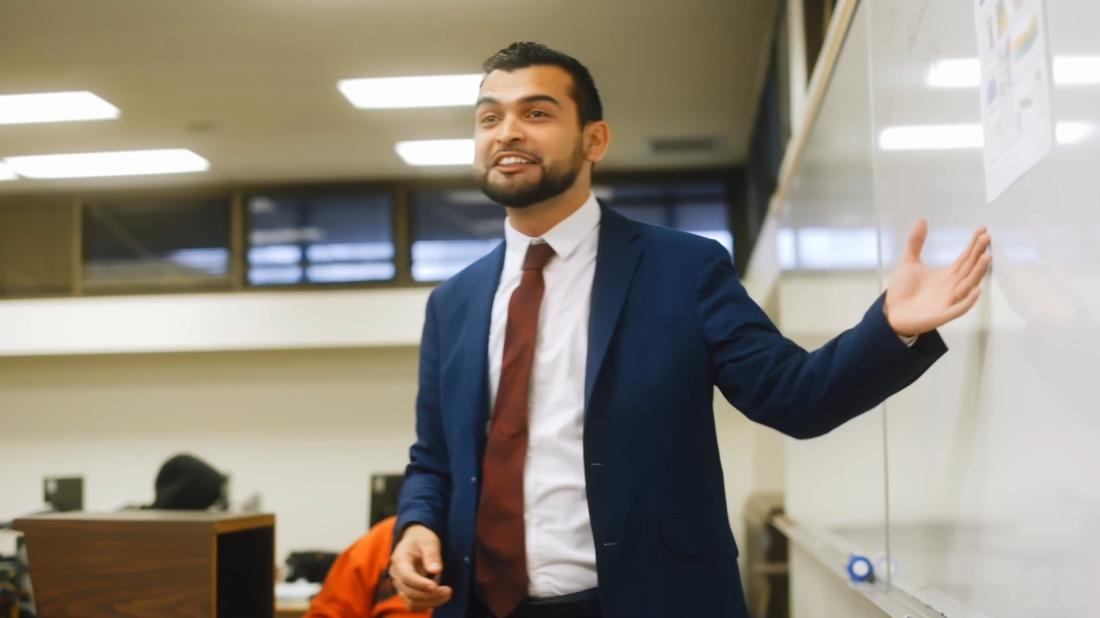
[475,241,556,618]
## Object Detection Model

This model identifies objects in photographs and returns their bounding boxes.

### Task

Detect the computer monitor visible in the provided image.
[43,476,83,512]
[368,474,404,528]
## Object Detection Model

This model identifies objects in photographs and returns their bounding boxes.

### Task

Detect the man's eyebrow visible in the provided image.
[475,94,563,108]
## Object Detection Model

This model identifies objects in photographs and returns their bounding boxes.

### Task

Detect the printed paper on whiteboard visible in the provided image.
[975,0,1054,202]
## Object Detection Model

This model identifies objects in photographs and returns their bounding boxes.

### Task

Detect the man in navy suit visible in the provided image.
[389,42,991,618]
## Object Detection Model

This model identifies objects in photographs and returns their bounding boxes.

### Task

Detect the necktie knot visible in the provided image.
[522,241,556,271]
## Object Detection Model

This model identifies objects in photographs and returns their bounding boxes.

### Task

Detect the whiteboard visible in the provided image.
[782,0,1100,616]
[869,0,1100,615]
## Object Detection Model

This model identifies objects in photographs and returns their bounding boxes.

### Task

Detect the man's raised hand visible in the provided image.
[884,219,991,337]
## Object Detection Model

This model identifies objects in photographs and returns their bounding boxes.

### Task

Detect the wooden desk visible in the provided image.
[275,598,309,618]
[14,510,275,618]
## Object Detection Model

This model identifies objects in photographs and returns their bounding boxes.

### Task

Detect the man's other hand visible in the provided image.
[885,219,992,337]
[389,523,453,611]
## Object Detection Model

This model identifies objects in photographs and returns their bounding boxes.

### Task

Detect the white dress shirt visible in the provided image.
[487,192,601,598]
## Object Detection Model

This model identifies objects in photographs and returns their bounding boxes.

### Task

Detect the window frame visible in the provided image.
[240,181,405,290]
[0,167,742,301]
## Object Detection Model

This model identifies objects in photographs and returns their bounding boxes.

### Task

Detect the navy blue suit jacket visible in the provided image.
[397,205,947,618]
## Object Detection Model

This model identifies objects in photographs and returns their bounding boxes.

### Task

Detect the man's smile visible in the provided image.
[492,151,540,174]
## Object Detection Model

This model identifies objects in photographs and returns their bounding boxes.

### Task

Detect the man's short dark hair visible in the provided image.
[482,42,604,126]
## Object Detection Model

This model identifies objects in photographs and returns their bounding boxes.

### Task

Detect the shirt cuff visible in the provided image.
[883,301,919,347]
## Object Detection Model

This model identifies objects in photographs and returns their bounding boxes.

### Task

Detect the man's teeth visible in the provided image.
[499,156,533,165]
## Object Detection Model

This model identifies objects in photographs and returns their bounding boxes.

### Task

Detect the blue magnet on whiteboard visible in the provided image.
[847,554,875,583]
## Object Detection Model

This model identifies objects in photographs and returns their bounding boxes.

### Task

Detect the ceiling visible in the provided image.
[0,0,778,195]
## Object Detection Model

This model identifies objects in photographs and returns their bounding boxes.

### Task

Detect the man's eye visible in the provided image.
[530,110,550,118]
[480,115,498,124]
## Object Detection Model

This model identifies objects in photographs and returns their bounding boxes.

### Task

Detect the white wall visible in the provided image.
[0,290,783,576]
[779,272,891,532]
[716,394,787,568]
[0,287,432,356]
[0,346,420,558]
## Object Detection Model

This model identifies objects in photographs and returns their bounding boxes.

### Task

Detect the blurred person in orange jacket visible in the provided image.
[307,515,432,618]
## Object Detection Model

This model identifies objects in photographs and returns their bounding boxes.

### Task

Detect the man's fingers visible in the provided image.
[949,227,980,273]
[399,592,435,613]
[393,550,451,610]
[396,565,441,593]
[402,585,453,604]
[400,585,453,611]
[391,551,441,593]
[954,253,991,299]
[943,286,981,322]
[953,227,989,274]
[904,218,929,263]
[390,525,448,607]
[960,231,990,276]
[418,538,443,577]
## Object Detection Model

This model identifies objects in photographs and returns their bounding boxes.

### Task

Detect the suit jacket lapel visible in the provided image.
[586,204,643,411]
[460,241,506,459]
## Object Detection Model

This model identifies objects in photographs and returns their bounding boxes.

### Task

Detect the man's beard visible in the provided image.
[479,144,584,209]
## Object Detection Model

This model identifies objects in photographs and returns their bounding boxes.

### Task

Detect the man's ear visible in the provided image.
[584,121,612,163]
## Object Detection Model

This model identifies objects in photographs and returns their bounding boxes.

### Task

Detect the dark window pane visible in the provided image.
[82,196,231,291]
[246,192,394,286]
[411,189,504,282]
[598,181,734,256]
[411,182,733,282]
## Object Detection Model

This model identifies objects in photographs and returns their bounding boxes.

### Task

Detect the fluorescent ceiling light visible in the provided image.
[338,74,482,109]
[0,91,120,125]
[0,162,17,181]
[3,149,209,179]
[395,139,474,166]
[1055,121,1093,144]
[1054,56,1100,85]
[926,59,981,89]
[927,56,1100,88]
[879,124,984,150]
[879,122,1093,150]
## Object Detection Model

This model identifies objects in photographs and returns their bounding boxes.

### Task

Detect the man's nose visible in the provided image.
[494,115,524,144]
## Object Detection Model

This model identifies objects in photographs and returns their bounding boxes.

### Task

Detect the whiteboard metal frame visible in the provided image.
[773,514,946,618]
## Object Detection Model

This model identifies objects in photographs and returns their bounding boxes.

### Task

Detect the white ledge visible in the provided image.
[0,287,433,357]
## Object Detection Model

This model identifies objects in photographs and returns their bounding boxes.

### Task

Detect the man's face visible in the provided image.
[473,65,587,208]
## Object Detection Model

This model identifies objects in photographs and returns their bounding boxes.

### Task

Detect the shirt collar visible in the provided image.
[503,192,601,261]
